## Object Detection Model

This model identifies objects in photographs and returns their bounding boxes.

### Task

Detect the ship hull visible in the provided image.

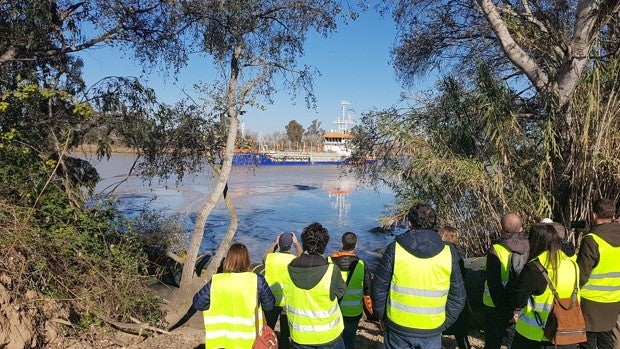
[232,152,349,166]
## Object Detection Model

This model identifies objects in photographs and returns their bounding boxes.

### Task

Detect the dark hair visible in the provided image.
[222,243,251,273]
[528,224,562,282]
[341,232,357,251]
[407,204,437,230]
[593,198,616,219]
[301,222,329,255]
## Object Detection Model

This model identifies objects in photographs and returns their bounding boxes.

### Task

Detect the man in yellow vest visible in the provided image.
[371,204,466,349]
[482,212,529,349]
[329,232,372,349]
[577,198,620,349]
[263,232,303,349]
[282,222,347,349]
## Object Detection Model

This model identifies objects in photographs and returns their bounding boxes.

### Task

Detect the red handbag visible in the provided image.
[252,294,278,349]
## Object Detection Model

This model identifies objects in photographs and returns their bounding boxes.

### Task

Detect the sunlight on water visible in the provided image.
[91,154,401,269]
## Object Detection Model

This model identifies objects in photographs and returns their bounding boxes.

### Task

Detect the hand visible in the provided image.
[291,233,299,244]
[275,234,281,244]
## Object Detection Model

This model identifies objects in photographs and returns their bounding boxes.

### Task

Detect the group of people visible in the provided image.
[190,198,620,349]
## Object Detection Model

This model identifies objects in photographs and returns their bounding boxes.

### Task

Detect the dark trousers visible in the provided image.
[512,331,577,349]
[291,336,345,349]
[484,306,515,349]
[265,306,290,349]
[579,330,616,349]
[342,315,361,349]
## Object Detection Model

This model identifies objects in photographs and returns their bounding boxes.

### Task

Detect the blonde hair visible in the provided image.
[439,225,459,244]
[222,243,251,273]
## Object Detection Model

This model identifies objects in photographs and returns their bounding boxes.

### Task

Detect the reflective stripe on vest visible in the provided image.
[581,233,620,303]
[340,260,365,317]
[283,263,344,345]
[203,272,261,349]
[515,251,579,342]
[482,243,512,307]
[387,243,452,330]
[265,252,296,307]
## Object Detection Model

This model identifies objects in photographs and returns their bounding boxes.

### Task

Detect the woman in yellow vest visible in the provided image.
[193,243,276,349]
[508,224,582,349]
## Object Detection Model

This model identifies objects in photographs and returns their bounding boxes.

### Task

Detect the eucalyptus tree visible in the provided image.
[286,119,304,145]
[304,119,326,149]
[353,1,620,246]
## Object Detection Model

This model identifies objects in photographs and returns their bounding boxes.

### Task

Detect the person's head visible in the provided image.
[539,218,567,239]
[500,212,522,235]
[278,232,293,251]
[438,225,459,244]
[593,198,616,223]
[528,223,562,270]
[301,222,329,255]
[222,243,251,273]
[341,232,357,251]
[406,204,437,230]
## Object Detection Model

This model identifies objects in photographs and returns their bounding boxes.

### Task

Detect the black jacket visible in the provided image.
[192,272,275,312]
[329,250,372,296]
[371,229,466,337]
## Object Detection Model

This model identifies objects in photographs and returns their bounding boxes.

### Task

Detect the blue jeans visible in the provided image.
[342,316,361,349]
[384,329,441,349]
[291,336,345,349]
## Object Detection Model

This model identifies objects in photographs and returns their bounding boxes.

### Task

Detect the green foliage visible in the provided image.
[285,119,304,145]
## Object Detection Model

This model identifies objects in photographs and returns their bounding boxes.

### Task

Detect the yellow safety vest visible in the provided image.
[283,264,344,345]
[516,251,579,342]
[203,272,262,349]
[387,243,452,330]
[581,233,620,303]
[338,260,365,317]
[482,243,512,307]
[265,252,296,307]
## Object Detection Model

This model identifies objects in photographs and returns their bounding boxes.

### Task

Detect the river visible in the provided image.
[92,154,399,269]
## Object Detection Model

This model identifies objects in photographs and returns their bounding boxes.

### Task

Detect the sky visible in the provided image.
[78,9,428,135]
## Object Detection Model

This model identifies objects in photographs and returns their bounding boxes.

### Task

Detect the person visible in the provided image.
[482,212,530,349]
[577,198,620,349]
[371,204,466,349]
[193,243,275,349]
[328,232,372,349]
[281,222,347,349]
[262,232,302,349]
[508,223,581,349]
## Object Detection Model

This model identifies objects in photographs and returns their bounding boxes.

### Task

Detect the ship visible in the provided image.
[233,100,359,166]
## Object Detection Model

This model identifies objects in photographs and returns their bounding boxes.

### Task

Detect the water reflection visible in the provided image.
[90,154,399,268]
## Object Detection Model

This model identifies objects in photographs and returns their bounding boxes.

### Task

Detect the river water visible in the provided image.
[92,154,399,269]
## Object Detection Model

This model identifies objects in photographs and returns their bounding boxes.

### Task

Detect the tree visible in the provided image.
[355,1,620,234]
[286,119,304,146]
[303,118,325,149]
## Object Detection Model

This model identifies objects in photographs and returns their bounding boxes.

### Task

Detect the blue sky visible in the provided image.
[78,10,429,134]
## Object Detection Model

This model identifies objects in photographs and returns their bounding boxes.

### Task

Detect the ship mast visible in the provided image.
[334,100,353,133]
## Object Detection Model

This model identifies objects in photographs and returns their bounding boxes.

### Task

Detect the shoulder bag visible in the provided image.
[252,292,278,349]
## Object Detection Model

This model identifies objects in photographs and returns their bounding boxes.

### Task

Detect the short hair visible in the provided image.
[593,198,616,219]
[222,243,251,273]
[341,232,357,251]
[501,213,522,234]
[407,204,437,230]
[438,225,459,244]
[301,222,329,255]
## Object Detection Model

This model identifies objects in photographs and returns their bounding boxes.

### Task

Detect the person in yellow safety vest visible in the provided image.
[508,223,582,349]
[328,232,372,349]
[262,232,303,349]
[482,212,529,349]
[281,222,347,349]
[192,243,276,349]
[371,204,466,349]
[577,198,620,349]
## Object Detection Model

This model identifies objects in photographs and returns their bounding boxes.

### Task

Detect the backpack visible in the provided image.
[533,260,587,345]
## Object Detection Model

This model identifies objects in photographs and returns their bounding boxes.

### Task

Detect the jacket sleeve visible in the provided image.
[257,274,276,311]
[371,242,395,321]
[486,251,510,314]
[576,235,600,287]
[192,280,212,311]
[330,265,347,300]
[442,244,466,331]
[508,262,547,309]
[363,262,373,296]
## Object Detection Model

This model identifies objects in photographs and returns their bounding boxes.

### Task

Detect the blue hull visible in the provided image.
[232,153,347,166]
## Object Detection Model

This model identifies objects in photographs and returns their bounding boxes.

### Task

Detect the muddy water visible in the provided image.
[91,153,400,268]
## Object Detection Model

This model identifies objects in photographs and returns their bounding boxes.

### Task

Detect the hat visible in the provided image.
[279,233,293,250]
[540,218,553,224]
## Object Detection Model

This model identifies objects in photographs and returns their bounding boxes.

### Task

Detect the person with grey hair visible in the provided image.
[371,204,465,349]
[577,198,620,349]
[482,212,530,349]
